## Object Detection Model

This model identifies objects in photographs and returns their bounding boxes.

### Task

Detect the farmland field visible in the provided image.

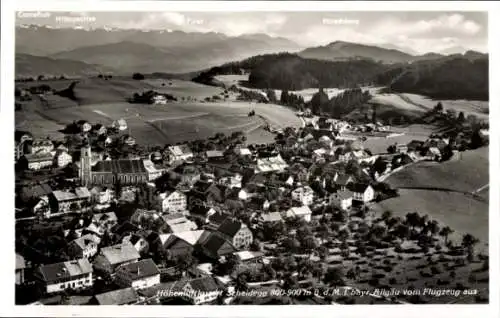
[16,78,302,145]
[362,124,437,154]
[375,146,489,251]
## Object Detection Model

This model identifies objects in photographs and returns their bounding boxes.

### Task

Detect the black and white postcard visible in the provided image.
[1,1,499,318]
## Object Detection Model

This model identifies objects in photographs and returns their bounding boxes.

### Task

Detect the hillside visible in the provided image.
[15,53,111,78]
[375,56,488,100]
[299,41,414,64]
[193,53,388,91]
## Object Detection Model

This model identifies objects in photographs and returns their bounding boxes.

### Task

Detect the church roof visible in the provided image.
[91,159,147,174]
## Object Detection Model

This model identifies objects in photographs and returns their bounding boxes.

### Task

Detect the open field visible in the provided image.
[16,77,302,145]
[375,147,489,249]
[400,93,489,121]
[362,124,437,154]
[369,93,428,112]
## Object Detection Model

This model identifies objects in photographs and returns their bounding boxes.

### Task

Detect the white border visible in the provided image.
[1,1,499,318]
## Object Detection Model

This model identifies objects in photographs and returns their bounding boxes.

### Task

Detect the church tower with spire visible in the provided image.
[79,143,92,187]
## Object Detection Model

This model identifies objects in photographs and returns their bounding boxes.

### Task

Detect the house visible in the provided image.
[93,242,140,274]
[130,209,164,230]
[255,154,288,173]
[35,258,93,294]
[427,147,442,161]
[234,146,252,157]
[348,183,375,203]
[291,186,315,206]
[198,232,237,260]
[168,145,193,163]
[122,233,149,254]
[15,130,33,160]
[217,219,253,250]
[174,164,201,185]
[335,174,355,191]
[164,215,198,233]
[32,195,50,215]
[114,259,160,290]
[16,253,26,285]
[24,153,54,170]
[90,212,118,235]
[153,94,167,104]
[190,181,223,205]
[396,144,408,154]
[181,277,222,305]
[112,118,128,131]
[206,150,225,161]
[90,187,115,205]
[248,196,270,211]
[157,190,187,213]
[218,174,243,189]
[142,159,166,181]
[158,230,204,259]
[260,211,283,223]
[49,187,91,214]
[233,251,265,264]
[30,139,54,154]
[285,206,312,222]
[54,150,72,168]
[93,287,139,305]
[329,190,353,210]
[68,234,100,259]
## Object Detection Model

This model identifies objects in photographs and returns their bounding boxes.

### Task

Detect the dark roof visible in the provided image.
[217,219,244,238]
[37,259,92,283]
[336,174,353,185]
[207,212,230,226]
[190,205,215,217]
[21,183,52,200]
[94,287,139,305]
[15,130,33,143]
[200,232,236,257]
[187,276,221,293]
[116,259,160,280]
[92,159,147,174]
[348,183,371,193]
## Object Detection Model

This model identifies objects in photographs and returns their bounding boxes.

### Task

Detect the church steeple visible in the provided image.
[80,144,92,187]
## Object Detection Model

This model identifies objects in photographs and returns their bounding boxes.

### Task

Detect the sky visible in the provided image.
[16,11,488,54]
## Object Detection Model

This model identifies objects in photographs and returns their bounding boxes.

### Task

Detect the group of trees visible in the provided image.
[128,90,177,104]
[279,90,305,108]
[375,56,488,100]
[309,87,371,117]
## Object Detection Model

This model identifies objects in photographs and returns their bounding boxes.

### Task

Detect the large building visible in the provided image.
[79,145,148,186]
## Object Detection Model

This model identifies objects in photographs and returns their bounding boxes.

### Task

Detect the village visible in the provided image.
[14,106,489,305]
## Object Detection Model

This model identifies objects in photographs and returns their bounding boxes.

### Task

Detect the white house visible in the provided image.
[114,259,160,290]
[285,206,312,223]
[112,119,128,131]
[35,258,93,294]
[168,145,193,163]
[291,186,315,206]
[31,139,54,154]
[50,187,91,214]
[329,190,353,210]
[348,183,375,203]
[55,151,73,168]
[158,190,187,213]
[90,187,115,205]
[143,159,166,181]
[93,242,140,274]
[153,95,167,105]
[25,153,54,170]
[255,154,289,173]
[68,234,100,259]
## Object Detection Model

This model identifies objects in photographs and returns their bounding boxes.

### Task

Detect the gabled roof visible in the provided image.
[332,190,353,200]
[336,174,354,186]
[116,258,159,280]
[94,287,139,305]
[348,183,372,194]
[286,206,312,218]
[186,276,221,293]
[200,232,236,258]
[174,230,206,246]
[261,212,283,223]
[99,242,140,265]
[38,258,92,283]
[217,218,245,238]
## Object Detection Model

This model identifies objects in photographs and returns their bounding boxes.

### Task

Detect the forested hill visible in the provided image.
[375,56,489,101]
[193,53,387,90]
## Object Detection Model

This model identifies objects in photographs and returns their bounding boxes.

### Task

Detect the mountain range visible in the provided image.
[15,25,487,77]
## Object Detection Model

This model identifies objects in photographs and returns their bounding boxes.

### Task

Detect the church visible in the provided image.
[79,145,148,187]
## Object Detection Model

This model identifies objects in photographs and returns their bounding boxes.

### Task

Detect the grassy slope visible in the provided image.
[375,147,489,246]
